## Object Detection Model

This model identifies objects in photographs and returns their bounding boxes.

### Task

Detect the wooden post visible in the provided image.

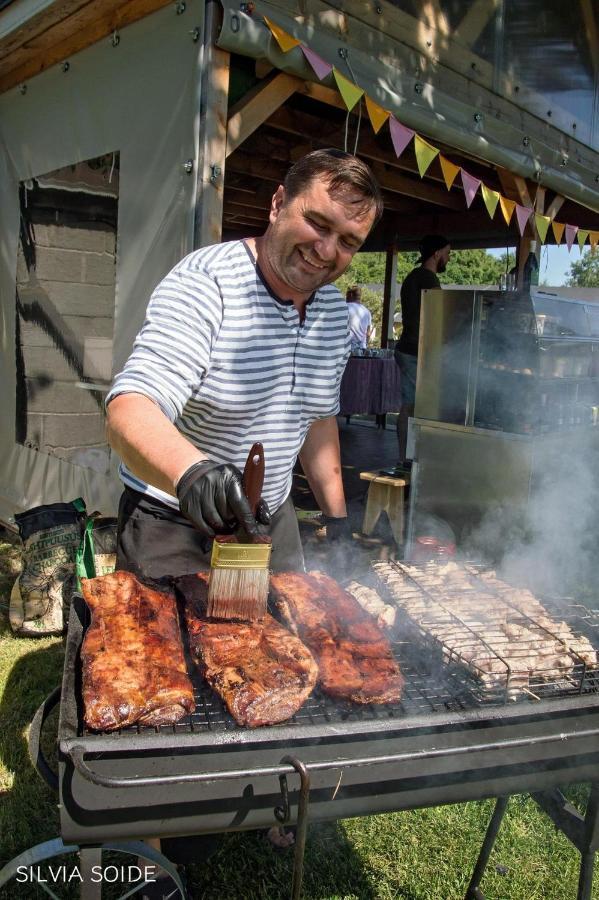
[381,243,398,348]
[194,0,230,248]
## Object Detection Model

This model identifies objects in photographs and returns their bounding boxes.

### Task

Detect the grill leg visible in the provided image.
[464,796,510,900]
[79,847,102,900]
[281,755,311,900]
[577,784,599,900]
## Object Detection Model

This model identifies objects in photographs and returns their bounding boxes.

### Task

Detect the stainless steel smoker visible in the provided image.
[405,287,599,562]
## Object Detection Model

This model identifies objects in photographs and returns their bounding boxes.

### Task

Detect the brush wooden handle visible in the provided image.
[242,442,265,516]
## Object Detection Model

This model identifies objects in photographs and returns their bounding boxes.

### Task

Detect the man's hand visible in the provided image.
[177,461,263,538]
[322,515,353,543]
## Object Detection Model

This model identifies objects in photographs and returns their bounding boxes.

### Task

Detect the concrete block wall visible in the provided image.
[16,219,116,469]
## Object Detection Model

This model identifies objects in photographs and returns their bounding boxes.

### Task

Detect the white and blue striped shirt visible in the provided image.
[107,240,350,513]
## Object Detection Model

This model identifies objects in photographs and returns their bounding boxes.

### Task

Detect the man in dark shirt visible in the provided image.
[395,234,451,468]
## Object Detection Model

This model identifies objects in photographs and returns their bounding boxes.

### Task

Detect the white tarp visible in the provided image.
[0,2,204,524]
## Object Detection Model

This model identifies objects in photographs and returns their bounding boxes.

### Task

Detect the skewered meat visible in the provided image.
[178,573,318,727]
[269,571,404,704]
[373,560,598,696]
[345,581,397,631]
[81,571,195,731]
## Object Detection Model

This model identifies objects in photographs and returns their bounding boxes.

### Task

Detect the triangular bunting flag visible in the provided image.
[565,224,578,251]
[577,230,589,251]
[461,170,481,208]
[552,220,565,244]
[389,117,414,158]
[515,204,532,237]
[439,156,460,191]
[534,214,551,244]
[365,96,390,134]
[481,184,500,219]
[590,231,599,252]
[300,45,333,80]
[332,69,364,111]
[499,195,516,226]
[414,134,439,178]
[263,17,301,52]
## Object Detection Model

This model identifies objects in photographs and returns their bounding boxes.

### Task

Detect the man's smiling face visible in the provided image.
[260,175,377,302]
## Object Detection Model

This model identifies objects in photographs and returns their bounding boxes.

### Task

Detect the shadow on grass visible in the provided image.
[0,634,64,869]
[186,819,389,900]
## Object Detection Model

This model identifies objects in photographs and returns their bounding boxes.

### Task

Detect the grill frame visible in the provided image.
[58,590,599,846]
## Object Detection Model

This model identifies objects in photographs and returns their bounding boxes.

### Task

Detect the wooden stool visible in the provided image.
[359,470,410,545]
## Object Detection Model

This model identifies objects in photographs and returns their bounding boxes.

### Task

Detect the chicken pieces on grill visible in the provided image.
[81,571,195,731]
[269,571,404,704]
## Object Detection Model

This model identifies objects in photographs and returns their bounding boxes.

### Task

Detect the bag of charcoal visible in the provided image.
[9,498,87,636]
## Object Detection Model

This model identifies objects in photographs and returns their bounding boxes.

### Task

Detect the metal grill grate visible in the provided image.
[372,560,599,705]
[79,565,599,739]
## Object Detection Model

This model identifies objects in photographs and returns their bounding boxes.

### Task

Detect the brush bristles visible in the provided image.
[207,567,269,621]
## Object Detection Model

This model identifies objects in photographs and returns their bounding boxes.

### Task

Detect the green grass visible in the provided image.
[0,530,598,899]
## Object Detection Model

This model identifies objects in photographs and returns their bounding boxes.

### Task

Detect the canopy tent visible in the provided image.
[0,0,598,520]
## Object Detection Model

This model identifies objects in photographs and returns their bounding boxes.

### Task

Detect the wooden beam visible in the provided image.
[0,0,172,93]
[194,5,229,248]
[381,245,398,349]
[546,194,565,221]
[0,0,90,62]
[453,0,499,48]
[226,72,300,157]
[580,0,599,72]
[262,108,465,210]
[496,166,533,208]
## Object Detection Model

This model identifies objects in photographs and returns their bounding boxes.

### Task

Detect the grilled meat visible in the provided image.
[345,580,397,631]
[178,573,318,727]
[81,571,195,731]
[269,571,404,704]
[373,560,598,695]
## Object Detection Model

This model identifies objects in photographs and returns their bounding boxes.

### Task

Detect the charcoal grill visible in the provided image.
[27,570,599,899]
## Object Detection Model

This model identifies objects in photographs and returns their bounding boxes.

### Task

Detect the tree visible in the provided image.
[566,250,599,287]
[336,249,515,344]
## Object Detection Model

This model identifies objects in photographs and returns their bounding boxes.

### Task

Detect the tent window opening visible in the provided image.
[15,153,119,475]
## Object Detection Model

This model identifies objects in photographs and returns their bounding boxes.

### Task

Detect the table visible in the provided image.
[339,357,401,422]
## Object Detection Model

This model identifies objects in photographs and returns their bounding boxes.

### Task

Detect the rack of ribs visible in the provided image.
[81,571,195,731]
[269,571,404,705]
[178,573,318,727]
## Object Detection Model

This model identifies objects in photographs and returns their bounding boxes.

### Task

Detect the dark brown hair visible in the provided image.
[283,149,383,226]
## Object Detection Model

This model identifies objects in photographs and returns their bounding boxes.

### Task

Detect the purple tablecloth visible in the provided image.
[339,357,402,416]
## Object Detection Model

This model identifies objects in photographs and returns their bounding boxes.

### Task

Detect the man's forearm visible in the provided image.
[106,393,207,496]
[298,417,347,517]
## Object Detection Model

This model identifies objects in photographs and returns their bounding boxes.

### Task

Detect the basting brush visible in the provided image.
[207,442,272,621]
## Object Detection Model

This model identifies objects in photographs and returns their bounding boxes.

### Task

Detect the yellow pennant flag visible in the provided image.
[577,229,589,251]
[263,17,301,52]
[439,156,460,191]
[552,220,565,245]
[365,95,390,134]
[332,69,364,111]
[590,231,599,252]
[414,134,439,178]
[499,195,516,226]
[534,213,551,244]
[481,184,500,219]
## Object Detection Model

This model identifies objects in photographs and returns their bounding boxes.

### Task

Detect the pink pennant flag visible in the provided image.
[460,170,481,208]
[565,224,578,252]
[515,204,532,237]
[389,116,414,158]
[301,45,333,81]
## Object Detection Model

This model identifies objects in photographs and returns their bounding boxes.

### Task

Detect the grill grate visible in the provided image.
[79,565,599,740]
[373,560,599,704]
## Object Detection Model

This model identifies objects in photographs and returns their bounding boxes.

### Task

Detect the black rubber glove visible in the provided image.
[176,460,260,538]
[322,515,353,543]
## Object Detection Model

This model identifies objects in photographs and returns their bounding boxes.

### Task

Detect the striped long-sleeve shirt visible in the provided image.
[106,240,350,513]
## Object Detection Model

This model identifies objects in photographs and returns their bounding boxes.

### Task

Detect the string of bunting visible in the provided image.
[263,15,598,252]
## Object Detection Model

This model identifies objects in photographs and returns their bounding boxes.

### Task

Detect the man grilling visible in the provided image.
[106,150,383,578]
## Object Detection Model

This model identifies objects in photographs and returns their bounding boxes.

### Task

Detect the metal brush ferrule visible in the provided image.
[210,541,272,569]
